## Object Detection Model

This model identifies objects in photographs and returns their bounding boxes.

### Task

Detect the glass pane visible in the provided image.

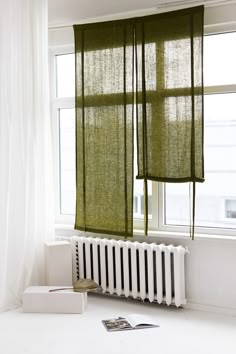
[204,32,236,86]
[59,108,76,214]
[56,54,75,97]
[205,125,236,146]
[133,178,152,219]
[165,171,236,228]
[205,147,236,171]
[205,93,236,122]
[165,92,236,229]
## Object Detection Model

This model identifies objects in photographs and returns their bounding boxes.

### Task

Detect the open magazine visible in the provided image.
[102,314,159,332]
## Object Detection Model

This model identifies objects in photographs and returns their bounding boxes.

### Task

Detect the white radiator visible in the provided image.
[72,236,187,307]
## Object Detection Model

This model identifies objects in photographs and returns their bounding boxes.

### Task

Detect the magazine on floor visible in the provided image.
[102,314,159,332]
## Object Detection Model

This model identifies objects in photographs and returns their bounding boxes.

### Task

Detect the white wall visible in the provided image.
[155,236,236,314]
[49,3,236,315]
[55,228,236,314]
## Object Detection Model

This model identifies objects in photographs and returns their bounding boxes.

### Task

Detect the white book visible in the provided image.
[102,314,159,332]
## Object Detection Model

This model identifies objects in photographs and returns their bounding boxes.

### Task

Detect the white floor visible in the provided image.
[1,294,236,354]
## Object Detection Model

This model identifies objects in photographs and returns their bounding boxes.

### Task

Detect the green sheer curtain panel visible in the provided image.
[74,21,134,237]
[135,6,205,237]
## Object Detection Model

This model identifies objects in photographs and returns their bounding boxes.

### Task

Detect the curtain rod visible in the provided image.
[48,0,236,30]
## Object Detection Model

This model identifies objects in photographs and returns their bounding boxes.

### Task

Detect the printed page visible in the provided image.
[102,318,133,331]
[126,314,159,328]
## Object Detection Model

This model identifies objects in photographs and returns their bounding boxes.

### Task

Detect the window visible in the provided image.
[51,30,236,236]
[50,50,75,222]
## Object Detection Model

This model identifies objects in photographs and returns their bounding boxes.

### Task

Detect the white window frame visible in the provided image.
[49,22,236,239]
[49,45,75,225]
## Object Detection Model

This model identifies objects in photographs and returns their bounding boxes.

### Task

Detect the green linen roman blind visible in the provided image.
[74,21,134,237]
[135,6,205,236]
[74,5,204,238]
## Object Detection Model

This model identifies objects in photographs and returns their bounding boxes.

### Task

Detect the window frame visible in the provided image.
[49,45,75,225]
[49,24,236,239]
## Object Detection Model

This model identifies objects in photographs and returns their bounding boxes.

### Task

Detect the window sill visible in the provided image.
[134,229,236,243]
[55,223,236,243]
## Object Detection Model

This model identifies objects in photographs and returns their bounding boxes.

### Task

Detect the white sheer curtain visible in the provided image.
[0,0,55,311]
